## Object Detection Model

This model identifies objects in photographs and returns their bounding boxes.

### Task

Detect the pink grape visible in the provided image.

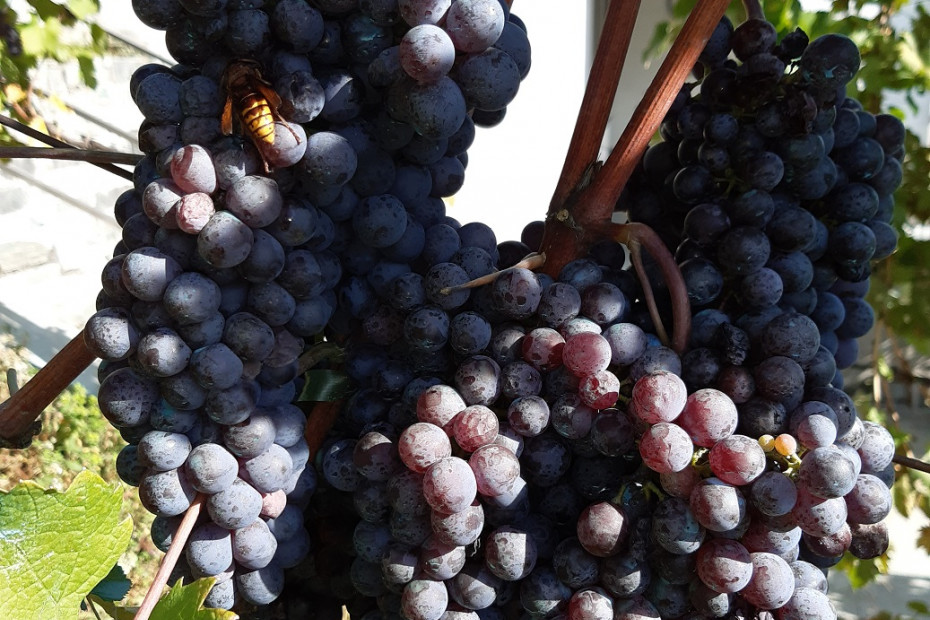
[469,444,520,497]
[431,501,484,546]
[417,384,466,431]
[630,371,687,424]
[562,332,613,377]
[398,422,452,473]
[521,327,565,371]
[676,388,738,447]
[452,405,499,452]
[708,434,767,486]
[578,370,621,410]
[576,501,628,557]
[695,538,752,593]
[741,552,795,609]
[423,456,477,514]
[639,422,693,474]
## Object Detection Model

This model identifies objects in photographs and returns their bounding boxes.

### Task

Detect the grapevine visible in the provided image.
[0,0,924,619]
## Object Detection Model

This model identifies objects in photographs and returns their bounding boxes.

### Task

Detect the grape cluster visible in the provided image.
[295,16,903,620]
[88,0,904,617]
[86,0,531,613]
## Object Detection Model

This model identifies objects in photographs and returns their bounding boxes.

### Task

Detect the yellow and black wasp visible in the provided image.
[221,59,302,168]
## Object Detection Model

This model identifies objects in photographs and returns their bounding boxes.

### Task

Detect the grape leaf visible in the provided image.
[917,525,930,554]
[149,578,239,620]
[0,470,133,619]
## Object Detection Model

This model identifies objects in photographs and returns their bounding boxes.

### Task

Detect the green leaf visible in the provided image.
[298,369,353,402]
[149,578,238,620]
[65,0,99,19]
[0,470,133,619]
[836,551,888,589]
[908,600,930,615]
[89,564,131,603]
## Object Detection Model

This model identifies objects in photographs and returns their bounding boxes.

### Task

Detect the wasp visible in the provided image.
[221,59,301,167]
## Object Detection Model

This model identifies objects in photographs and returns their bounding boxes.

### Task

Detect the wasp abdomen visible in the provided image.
[239,96,276,144]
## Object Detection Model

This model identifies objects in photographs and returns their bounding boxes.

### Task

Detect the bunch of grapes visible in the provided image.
[83,0,906,618]
[84,0,532,612]
[293,14,903,620]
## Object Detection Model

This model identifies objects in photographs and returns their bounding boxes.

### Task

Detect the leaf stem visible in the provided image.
[0,113,135,181]
[549,0,643,211]
[86,596,103,620]
[0,333,96,447]
[134,494,205,620]
[0,146,142,165]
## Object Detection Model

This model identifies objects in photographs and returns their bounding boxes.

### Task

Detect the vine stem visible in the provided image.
[539,0,731,277]
[0,113,135,181]
[0,146,142,165]
[581,0,731,214]
[612,222,691,354]
[893,454,930,475]
[0,333,95,445]
[548,0,642,211]
[134,494,205,620]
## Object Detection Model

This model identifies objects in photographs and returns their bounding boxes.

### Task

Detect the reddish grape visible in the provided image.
[399,422,452,472]
[630,371,687,424]
[423,456,477,514]
[431,501,484,546]
[401,579,448,620]
[576,501,628,557]
[676,388,738,447]
[690,478,747,532]
[708,434,767,486]
[792,486,847,537]
[639,422,693,474]
[521,327,565,371]
[567,588,613,620]
[452,404,500,452]
[469,444,520,497]
[578,370,620,410]
[695,538,752,594]
[417,384,466,430]
[741,552,795,609]
[562,332,613,377]
[484,526,537,580]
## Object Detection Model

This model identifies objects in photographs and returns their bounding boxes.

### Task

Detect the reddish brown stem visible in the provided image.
[583,0,730,210]
[613,222,691,354]
[540,0,730,277]
[134,494,205,620]
[0,333,95,445]
[0,146,142,165]
[549,0,642,211]
[0,113,135,181]
[893,453,930,475]
[305,400,344,461]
